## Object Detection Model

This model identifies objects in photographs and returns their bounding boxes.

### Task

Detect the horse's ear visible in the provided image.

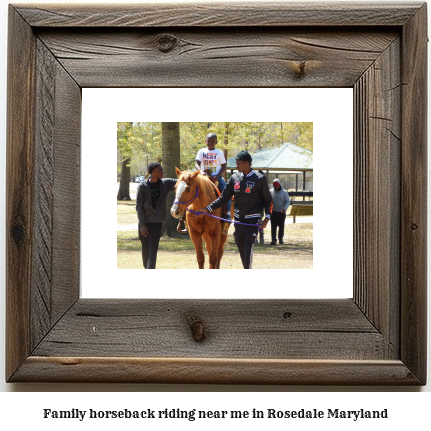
[190,170,201,180]
[175,167,182,177]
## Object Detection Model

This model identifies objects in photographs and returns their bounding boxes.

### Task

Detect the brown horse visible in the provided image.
[171,168,228,269]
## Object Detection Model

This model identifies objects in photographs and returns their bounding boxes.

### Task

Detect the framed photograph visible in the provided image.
[84,88,351,298]
[6,2,427,384]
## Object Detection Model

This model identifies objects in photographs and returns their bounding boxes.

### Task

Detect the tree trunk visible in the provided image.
[161,122,183,238]
[117,158,131,200]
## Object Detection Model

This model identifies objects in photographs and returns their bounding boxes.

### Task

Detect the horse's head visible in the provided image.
[171,167,200,219]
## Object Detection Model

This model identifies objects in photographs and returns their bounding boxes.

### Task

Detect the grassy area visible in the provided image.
[118,200,313,269]
[117,200,137,225]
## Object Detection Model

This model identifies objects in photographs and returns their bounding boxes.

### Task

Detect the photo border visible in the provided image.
[82,88,352,299]
[6,2,427,384]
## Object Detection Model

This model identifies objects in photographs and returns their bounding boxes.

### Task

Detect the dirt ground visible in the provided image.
[117,200,313,269]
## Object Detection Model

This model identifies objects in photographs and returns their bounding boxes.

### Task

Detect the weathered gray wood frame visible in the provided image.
[6,2,427,384]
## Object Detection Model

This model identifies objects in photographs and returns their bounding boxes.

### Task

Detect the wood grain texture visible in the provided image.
[12,358,420,385]
[353,38,401,358]
[400,3,428,384]
[31,39,81,351]
[6,7,36,381]
[36,29,398,88]
[6,2,427,385]
[32,40,56,347]
[7,8,82,382]
[14,2,423,27]
[50,52,81,324]
[32,299,383,359]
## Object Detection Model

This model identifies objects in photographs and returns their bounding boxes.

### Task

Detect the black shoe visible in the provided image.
[270,240,276,245]
[279,239,284,244]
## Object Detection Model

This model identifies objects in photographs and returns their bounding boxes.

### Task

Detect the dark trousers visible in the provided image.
[271,211,286,241]
[138,223,162,269]
[233,217,259,269]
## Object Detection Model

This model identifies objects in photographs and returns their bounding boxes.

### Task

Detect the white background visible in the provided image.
[81,87,353,299]
[0,0,430,421]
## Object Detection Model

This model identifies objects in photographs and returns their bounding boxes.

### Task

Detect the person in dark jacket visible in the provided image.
[135,162,177,269]
[197,151,272,269]
[270,178,290,245]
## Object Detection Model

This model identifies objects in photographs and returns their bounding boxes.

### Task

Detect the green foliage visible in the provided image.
[117,122,134,160]
[117,122,163,176]
[117,122,313,174]
[282,122,313,152]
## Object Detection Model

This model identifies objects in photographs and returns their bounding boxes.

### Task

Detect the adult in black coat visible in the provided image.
[197,151,272,269]
[135,162,177,269]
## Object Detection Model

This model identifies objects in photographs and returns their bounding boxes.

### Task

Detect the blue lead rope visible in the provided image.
[186,208,264,234]
[173,185,264,233]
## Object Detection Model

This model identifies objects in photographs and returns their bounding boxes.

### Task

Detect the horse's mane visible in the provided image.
[196,173,220,199]
[179,171,219,201]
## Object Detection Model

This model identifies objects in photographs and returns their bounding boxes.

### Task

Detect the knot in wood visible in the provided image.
[288,60,321,79]
[411,223,419,230]
[291,61,307,79]
[157,34,178,53]
[11,222,26,246]
[186,314,206,342]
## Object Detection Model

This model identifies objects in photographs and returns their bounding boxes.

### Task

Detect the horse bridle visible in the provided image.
[174,182,263,233]
[173,185,199,206]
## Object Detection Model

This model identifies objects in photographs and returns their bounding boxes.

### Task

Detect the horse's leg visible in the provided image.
[203,236,212,260]
[202,232,212,268]
[203,230,220,269]
[217,233,228,269]
[189,227,205,269]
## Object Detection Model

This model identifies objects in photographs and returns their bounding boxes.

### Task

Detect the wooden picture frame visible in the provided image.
[6,2,427,384]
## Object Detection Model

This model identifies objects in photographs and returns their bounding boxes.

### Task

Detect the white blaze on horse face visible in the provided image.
[171,180,188,216]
